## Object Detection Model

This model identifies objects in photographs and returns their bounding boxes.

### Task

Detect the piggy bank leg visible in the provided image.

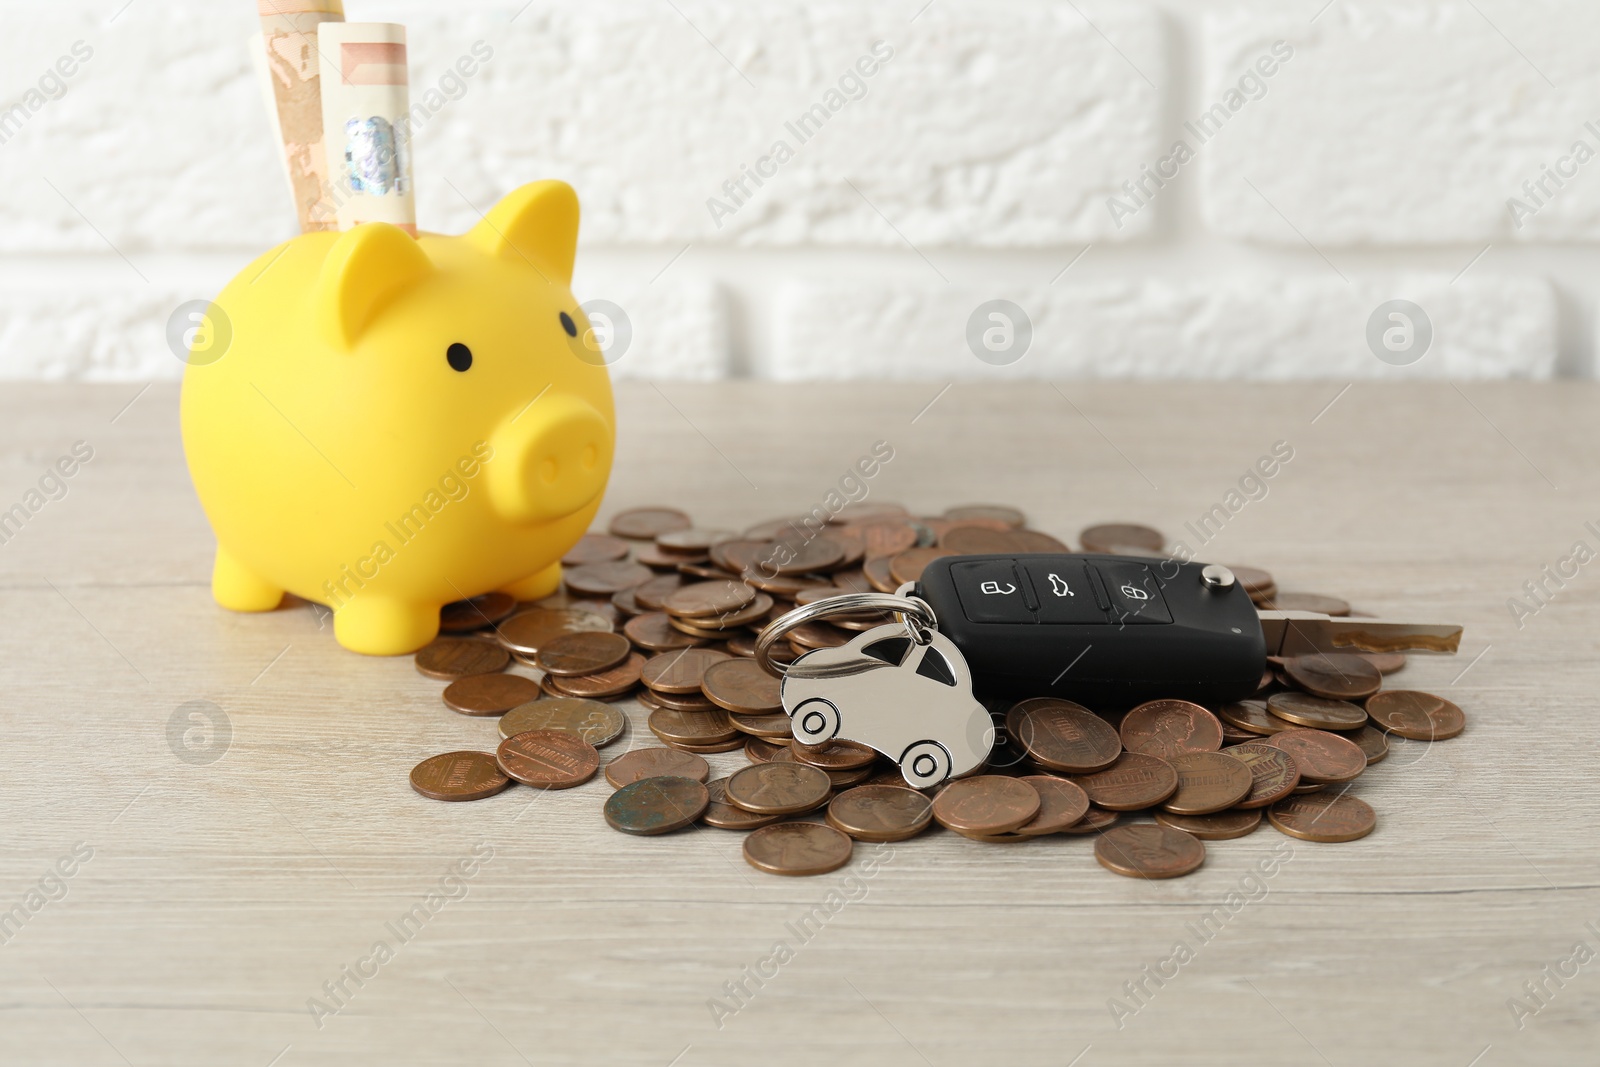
[332,598,441,656]
[499,561,562,602]
[212,546,285,612]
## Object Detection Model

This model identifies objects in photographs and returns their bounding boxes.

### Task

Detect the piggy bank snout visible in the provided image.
[487,395,613,525]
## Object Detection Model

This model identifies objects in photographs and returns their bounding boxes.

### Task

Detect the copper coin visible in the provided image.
[547,651,645,699]
[439,593,518,633]
[826,785,934,842]
[1011,529,1071,553]
[623,612,706,651]
[1010,776,1091,835]
[709,538,770,574]
[850,522,921,560]
[770,536,848,576]
[1217,699,1290,736]
[661,738,748,755]
[1266,692,1369,731]
[648,707,737,746]
[1221,724,1261,745]
[562,533,632,566]
[637,687,720,713]
[1154,808,1261,840]
[635,544,706,568]
[495,730,600,789]
[1269,591,1351,616]
[654,527,734,553]
[767,744,868,787]
[888,547,947,585]
[701,778,783,830]
[662,579,755,619]
[564,560,653,596]
[1080,523,1164,553]
[831,502,910,524]
[604,775,709,835]
[609,507,691,540]
[1264,728,1366,783]
[604,747,711,789]
[1006,699,1122,774]
[725,762,832,815]
[1072,752,1179,811]
[944,504,1026,528]
[641,647,732,694]
[499,697,625,747]
[496,608,613,656]
[1357,651,1407,674]
[1223,742,1302,808]
[942,525,1038,556]
[1119,699,1224,758]
[551,596,621,626]
[1351,724,1389,763]
[1365,690,1465,741]
[669,593,774,632]
[790,739,877,771]
[442,673,541,716]
[632,573,685,610]
[535,630,633,677]
[787,621,850,651]
[1282,653,1383,701]
[744,738,787,763]
[862,556,898,592]
[1059,805,1120,835]
[409,751,511,802]
[1224,565,1277,600]
[743,822,853,876]
[415,637,509,680]
[1161,751,1253,815]
[932,776,1040,834]
[701,657,782,714]
[1269,792,1376,842]
[1095,824,1205,879]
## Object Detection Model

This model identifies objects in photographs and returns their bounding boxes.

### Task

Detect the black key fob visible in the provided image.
[912,553,1265,709]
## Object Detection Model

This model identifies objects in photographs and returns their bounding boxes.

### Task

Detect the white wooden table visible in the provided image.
[1,381,1596,1066]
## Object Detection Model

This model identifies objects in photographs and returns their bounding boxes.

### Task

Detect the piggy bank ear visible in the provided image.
[316,223,434,349]
[466,180,579,286]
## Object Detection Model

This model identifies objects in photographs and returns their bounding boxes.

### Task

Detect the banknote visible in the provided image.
[317,22,418,236]
[258,0,345,232]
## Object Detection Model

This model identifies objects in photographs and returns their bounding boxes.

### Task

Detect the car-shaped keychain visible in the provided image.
[754,592,995,788]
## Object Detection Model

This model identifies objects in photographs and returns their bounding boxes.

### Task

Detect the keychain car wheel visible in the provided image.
[791,698,842,745]
[899,740,953,788]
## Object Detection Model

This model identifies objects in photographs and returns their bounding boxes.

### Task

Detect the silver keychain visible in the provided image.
[755,589,995,788]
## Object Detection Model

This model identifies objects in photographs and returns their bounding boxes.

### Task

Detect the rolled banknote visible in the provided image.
[317,22,418,236]
[247,34,295,214]
[257,0,345,232]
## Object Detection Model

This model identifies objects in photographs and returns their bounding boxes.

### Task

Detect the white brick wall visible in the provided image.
[0,0,1593,379]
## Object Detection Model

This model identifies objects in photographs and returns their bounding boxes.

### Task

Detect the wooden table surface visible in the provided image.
[1,381,1597,1067]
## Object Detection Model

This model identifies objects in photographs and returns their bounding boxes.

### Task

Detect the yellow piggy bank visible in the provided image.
[181,181,614,655]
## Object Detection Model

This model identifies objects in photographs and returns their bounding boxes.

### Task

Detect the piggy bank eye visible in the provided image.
[559,312,578,338]
[446,343,473,372]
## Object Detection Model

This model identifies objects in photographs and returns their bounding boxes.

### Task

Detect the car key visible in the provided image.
[911,553,1463,709]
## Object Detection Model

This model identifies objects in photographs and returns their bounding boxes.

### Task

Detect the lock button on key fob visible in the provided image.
[951,560,1036,623]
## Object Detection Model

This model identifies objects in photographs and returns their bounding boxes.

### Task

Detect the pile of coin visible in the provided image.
[406,511,1466,878]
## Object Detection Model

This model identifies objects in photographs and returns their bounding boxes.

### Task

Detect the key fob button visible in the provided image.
[951,561,1036,623]
[1091,561,1173,624]
[1020,561,1109,624]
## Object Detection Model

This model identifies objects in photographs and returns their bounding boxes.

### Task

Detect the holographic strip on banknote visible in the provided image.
[317,23,418,236]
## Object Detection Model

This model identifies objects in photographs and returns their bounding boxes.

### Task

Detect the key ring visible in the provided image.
[755,592,939,679]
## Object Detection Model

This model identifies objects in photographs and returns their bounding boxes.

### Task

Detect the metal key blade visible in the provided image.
[1258,611,1463,657]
